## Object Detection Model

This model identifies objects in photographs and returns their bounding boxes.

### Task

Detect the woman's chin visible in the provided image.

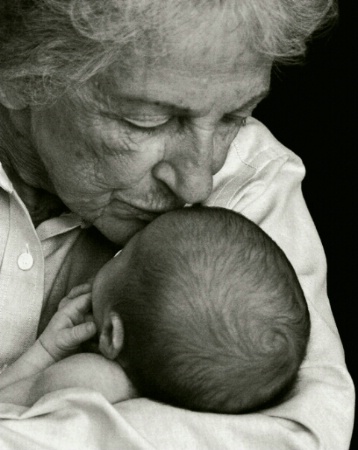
[94,216,149,246]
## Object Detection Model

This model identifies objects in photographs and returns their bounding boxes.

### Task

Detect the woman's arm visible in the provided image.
[205,118,355,448]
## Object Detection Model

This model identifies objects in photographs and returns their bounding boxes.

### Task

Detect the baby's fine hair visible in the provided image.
[114,206,310,413]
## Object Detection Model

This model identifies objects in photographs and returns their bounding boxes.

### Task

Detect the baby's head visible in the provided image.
[92,206,310,413]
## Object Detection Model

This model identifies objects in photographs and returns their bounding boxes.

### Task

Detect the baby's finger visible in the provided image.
[84,313,94,323]
[66,283,92,300]
[61,322,97,349]
[58,284,92,310]
[58,296,72,310]
[65,292,93,317]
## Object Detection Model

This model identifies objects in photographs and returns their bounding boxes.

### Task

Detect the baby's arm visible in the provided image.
[0,284,137,406]
[0,285,96,391]
[0,353,137,406]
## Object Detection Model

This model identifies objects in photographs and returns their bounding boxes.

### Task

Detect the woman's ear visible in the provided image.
[0,86,27,110]
[99,311,124,360]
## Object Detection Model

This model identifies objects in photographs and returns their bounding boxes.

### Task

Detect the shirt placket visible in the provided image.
[0,189,44,367]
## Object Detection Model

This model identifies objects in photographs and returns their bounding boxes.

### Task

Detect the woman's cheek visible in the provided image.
[94,132,166,187]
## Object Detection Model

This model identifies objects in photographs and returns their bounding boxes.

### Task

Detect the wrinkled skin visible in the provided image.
[3,16,271,246]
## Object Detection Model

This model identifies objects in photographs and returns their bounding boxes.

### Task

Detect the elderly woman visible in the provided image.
[0,0,354,449]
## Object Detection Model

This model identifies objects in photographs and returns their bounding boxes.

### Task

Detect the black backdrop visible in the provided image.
[254,0,356,447]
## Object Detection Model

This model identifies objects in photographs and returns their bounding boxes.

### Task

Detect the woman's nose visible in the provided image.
[153,131,214,204]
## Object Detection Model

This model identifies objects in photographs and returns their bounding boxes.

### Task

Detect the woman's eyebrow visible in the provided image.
[130,89,270,110]
[146,89,270,112]
[100,88,270,116]
[99,94,177,112]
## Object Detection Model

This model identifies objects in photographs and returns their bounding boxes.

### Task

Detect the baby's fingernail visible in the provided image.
[87,322,96,333]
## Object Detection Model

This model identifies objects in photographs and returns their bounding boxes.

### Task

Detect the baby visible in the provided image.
[0,207,310,414]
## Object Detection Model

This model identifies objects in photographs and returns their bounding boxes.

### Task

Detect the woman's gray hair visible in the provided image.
[0,0,337,105]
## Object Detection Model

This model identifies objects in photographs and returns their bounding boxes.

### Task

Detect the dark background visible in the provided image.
[254,0,356,447]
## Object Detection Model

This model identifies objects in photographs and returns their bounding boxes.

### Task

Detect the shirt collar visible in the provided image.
[1,160,84,240]
[36,212,85,241]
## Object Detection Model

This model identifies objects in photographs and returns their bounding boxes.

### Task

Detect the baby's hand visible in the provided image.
[38,284,97,362]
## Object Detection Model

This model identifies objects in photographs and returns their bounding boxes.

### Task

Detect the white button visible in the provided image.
[18,252,34,270]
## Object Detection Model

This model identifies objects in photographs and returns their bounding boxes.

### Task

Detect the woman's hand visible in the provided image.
[38,284,97,362]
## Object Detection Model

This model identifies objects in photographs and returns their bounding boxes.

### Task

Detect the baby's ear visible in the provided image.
[99,311,124,360]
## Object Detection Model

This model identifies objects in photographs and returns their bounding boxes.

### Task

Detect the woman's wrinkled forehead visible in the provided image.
[139,7,247,64]
[94,1,260,72]
[90,5,270,110]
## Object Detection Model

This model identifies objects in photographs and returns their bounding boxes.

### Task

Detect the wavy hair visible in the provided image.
[114,207,310,413]
[0,0,337,105]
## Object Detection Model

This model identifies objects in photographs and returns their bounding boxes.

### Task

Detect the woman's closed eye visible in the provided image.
[121,113,248,135]
[123,116,171,133]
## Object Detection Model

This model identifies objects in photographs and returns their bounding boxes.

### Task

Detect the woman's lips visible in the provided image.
[108,200,184,222]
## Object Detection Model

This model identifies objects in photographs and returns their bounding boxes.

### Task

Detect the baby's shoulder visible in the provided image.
[61,353,136,403]
[57,353,127,384]
[42,353,137,403]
